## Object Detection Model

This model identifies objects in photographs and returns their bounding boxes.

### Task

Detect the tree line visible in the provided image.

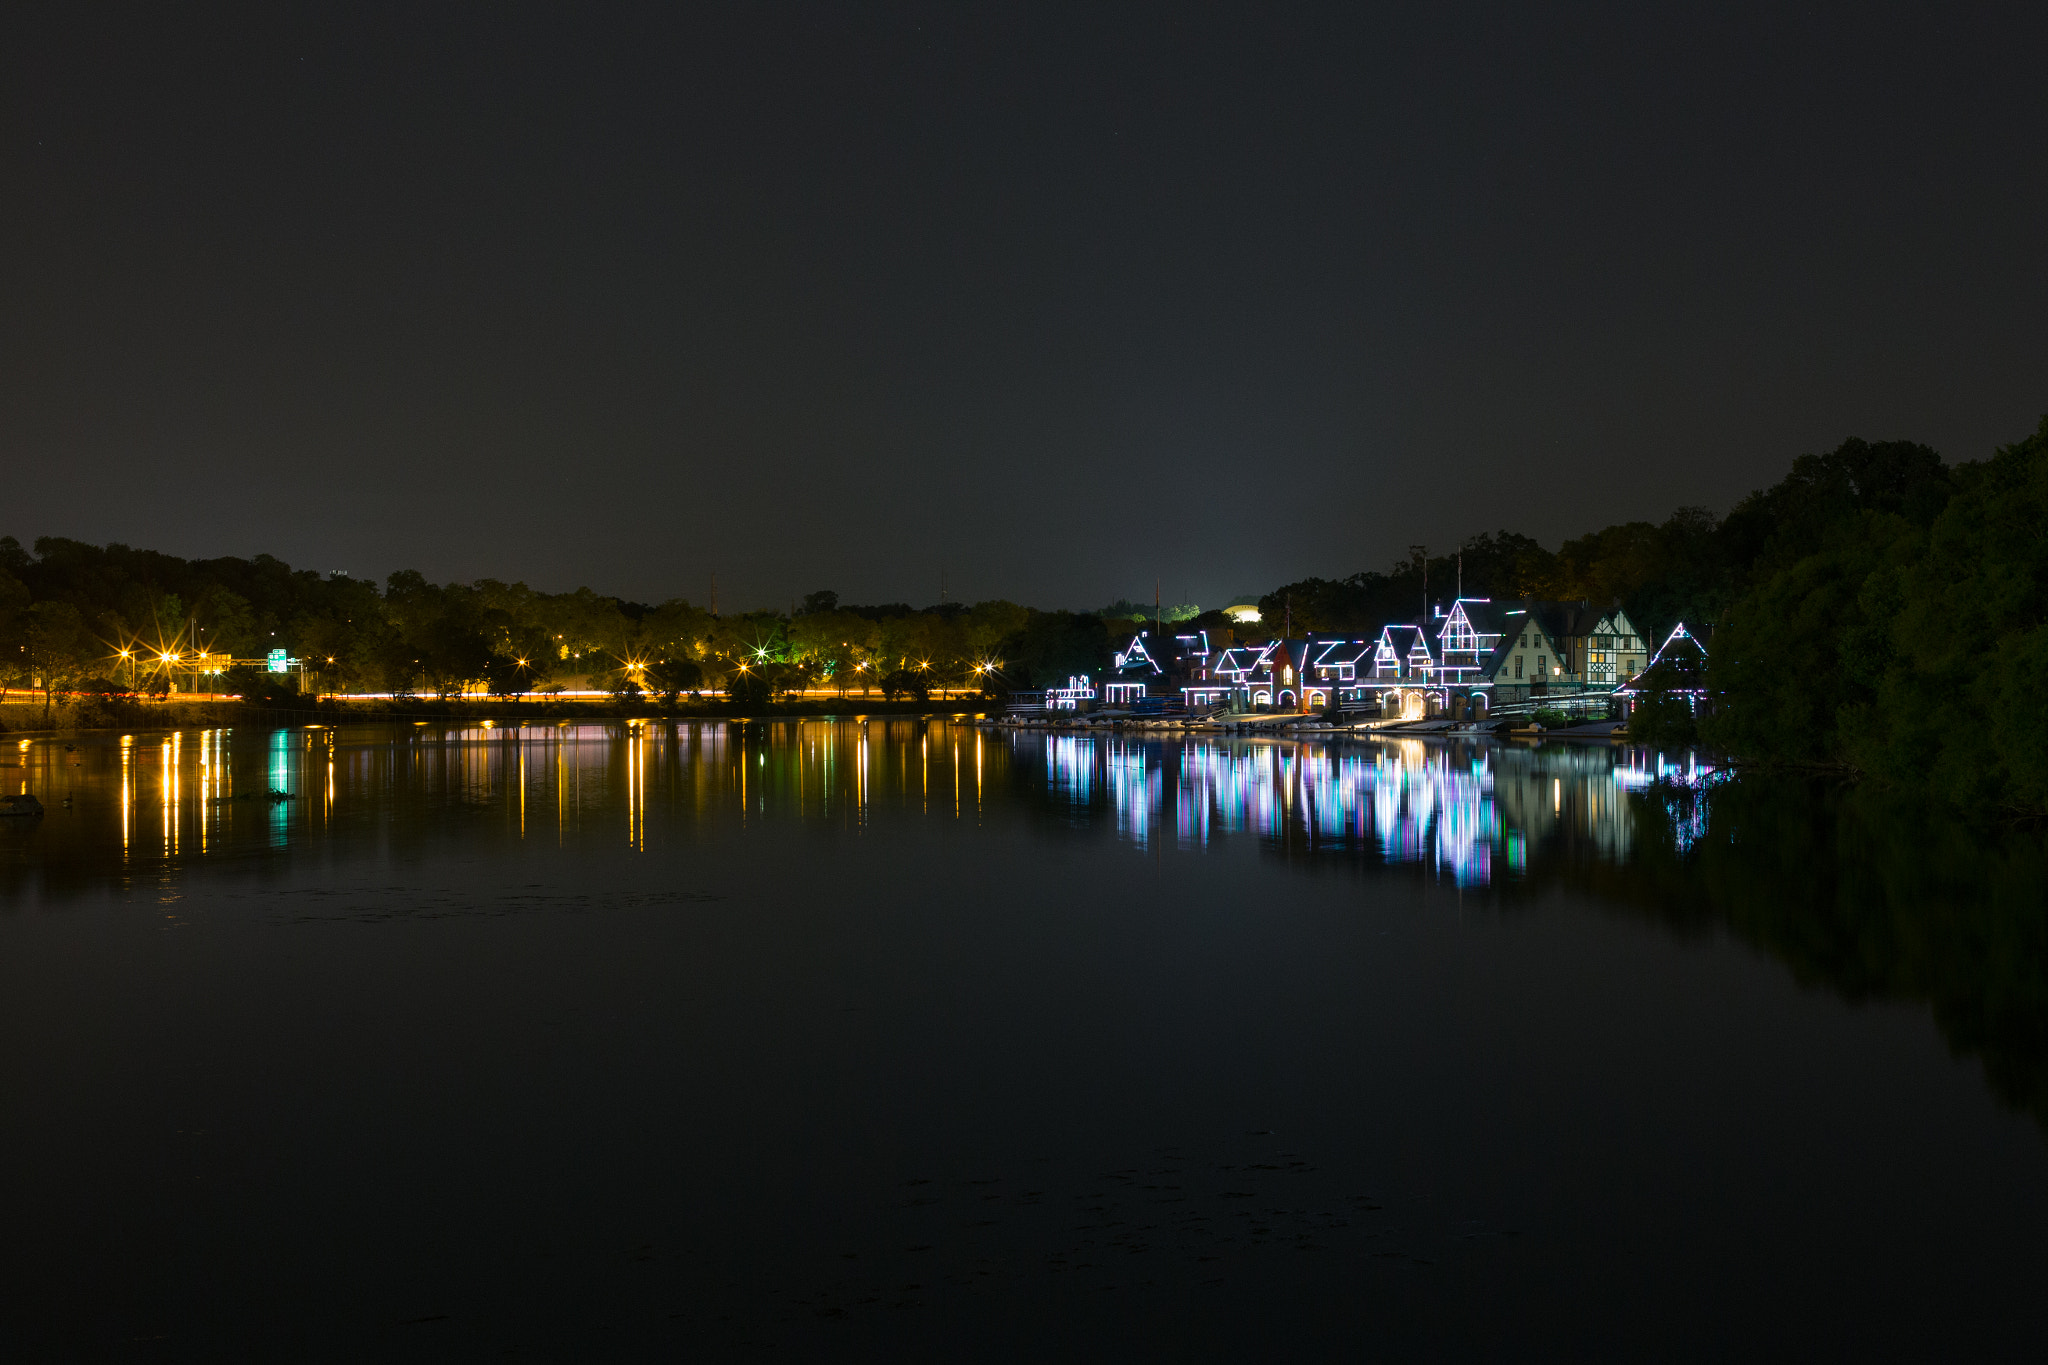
[4,414,2043,811]
[0,546,1123,710]
[1257,417,2046,814]
[1703,416,2047,815]
[1254,436,1961,651]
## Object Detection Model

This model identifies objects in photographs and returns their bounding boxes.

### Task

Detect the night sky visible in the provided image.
[6,3,2045,611]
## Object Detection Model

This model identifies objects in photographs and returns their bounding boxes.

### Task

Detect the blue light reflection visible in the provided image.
[1019,734,1719,886]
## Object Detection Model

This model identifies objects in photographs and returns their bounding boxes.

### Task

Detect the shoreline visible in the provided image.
[0,695,991,739]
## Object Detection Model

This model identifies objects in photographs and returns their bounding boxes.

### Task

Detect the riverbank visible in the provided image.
[0,696,240,734]
[0,693,988,737]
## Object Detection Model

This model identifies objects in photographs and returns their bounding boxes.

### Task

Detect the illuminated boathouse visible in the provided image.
[1101,598,1651,719]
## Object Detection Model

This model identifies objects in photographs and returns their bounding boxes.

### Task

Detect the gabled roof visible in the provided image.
[1377,623,1428,648]
[1477,604,1530,678]
[1271,639,1328,680]
[1369,623,1434,672]
[1522,601,1588,646]
[1454,599,1519,640]
[1212,640,1278,681]
[1585,607,1642,642]
[1113,631,1162,676]
[1436,600,1508,679]
[1617,623,1709,694]
[1473,599,1639,677]
[1306,636,1372,669]
[1201,635,1379,687]
[1485,598,1611,649]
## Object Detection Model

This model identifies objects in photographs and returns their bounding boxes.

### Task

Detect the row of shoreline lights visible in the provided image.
[116,647,230,678]
[102,644,1002,688]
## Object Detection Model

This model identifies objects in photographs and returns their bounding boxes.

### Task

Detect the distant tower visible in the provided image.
[711,572,718,616]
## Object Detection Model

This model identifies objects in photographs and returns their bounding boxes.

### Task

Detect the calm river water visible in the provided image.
[2,720,2044,1359]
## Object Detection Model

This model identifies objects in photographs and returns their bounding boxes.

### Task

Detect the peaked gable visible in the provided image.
[1618,622,1709,694]
[1113,632,1162,676]
[1480,606,1530,678]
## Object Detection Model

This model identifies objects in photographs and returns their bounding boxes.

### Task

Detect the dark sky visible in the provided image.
[5,3,2045,611]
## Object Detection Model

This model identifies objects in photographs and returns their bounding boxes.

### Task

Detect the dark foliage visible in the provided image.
[483,655,535,700]
[1707,418,2048,813]
[1626,687,1699,749]
[878,669,930,704]
[997,611,1112,689]
[724,670,772,708]
[644,656,705,705]
[218,664,305,708]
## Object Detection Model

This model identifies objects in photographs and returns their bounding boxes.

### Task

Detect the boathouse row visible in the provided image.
[1102,598,1655,718]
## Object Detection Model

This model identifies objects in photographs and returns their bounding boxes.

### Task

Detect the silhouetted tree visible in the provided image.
[644,656,704,706]
[725,668,772,708]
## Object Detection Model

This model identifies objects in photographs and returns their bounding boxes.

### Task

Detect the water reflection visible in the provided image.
[7,719,1727,901]
[1,719,2041,1134]
[1024,732,1711,886]
[0,721,1795,896]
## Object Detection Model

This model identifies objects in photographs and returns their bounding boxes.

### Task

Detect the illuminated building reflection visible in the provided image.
[268,729,292,846]
[1019,732,1718,886]
[626,721,646,851]
[15,721,1717,891]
